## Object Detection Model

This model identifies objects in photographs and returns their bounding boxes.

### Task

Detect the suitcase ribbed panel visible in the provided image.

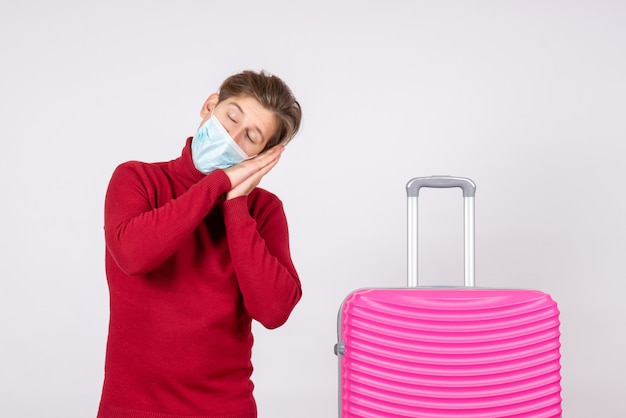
[339,289,562,418]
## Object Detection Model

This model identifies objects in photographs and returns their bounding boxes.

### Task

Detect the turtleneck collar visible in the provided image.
[168,137,207,187]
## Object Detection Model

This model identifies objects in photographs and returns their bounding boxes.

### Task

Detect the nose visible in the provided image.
[225,125,244,142]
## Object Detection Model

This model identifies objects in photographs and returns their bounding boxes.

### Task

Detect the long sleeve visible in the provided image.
[99,140,295,418]
[104,162,231,276]
[223,195,302,329]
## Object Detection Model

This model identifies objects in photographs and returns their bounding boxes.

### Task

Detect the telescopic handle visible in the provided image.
[406,176,476,288]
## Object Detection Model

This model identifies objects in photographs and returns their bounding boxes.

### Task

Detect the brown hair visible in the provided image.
[218,70,302,150]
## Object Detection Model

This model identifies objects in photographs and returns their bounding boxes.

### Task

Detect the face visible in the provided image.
[199,93,278,157]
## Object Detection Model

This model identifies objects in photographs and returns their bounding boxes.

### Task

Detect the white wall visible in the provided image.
[1,1,624,417]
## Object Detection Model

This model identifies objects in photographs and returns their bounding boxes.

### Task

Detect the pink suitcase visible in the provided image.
[335,176,562,417]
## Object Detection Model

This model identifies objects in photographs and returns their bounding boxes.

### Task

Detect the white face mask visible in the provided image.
[191,115,249,174]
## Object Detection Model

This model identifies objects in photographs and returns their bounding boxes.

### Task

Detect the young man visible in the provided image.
[98,70,303,418]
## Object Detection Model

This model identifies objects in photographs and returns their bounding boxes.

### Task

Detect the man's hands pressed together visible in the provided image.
[224,145,285,199]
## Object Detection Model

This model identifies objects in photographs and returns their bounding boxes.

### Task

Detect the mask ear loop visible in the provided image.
[197,106,217,131]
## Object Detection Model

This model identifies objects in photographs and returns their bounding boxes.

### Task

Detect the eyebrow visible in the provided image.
[228,102,266,142]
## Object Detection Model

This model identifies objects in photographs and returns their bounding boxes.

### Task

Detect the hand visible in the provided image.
[223,145,284,199]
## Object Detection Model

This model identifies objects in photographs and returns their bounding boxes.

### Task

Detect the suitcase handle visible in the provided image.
[406,176,476,288]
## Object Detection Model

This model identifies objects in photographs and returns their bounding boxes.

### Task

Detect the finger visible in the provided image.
[237,146,282,174]
[226,157,280,199]
[250,145,284,165]
[223,146,283,188]
[244,152,281,185]
[239,145,283,172]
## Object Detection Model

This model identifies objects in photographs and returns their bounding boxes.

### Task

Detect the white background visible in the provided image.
[1,1,625,417]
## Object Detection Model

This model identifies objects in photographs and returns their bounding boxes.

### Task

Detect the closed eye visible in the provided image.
[246,131,257,144]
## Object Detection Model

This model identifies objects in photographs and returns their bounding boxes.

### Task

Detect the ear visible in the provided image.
[199,93,220,118]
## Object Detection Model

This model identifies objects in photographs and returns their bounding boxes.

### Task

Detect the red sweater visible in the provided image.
[98,138,302,418]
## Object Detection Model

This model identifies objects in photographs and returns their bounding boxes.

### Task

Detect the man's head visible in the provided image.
[199,70,302,156]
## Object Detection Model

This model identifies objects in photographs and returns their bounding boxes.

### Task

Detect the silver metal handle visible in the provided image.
[406,176,476,288]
